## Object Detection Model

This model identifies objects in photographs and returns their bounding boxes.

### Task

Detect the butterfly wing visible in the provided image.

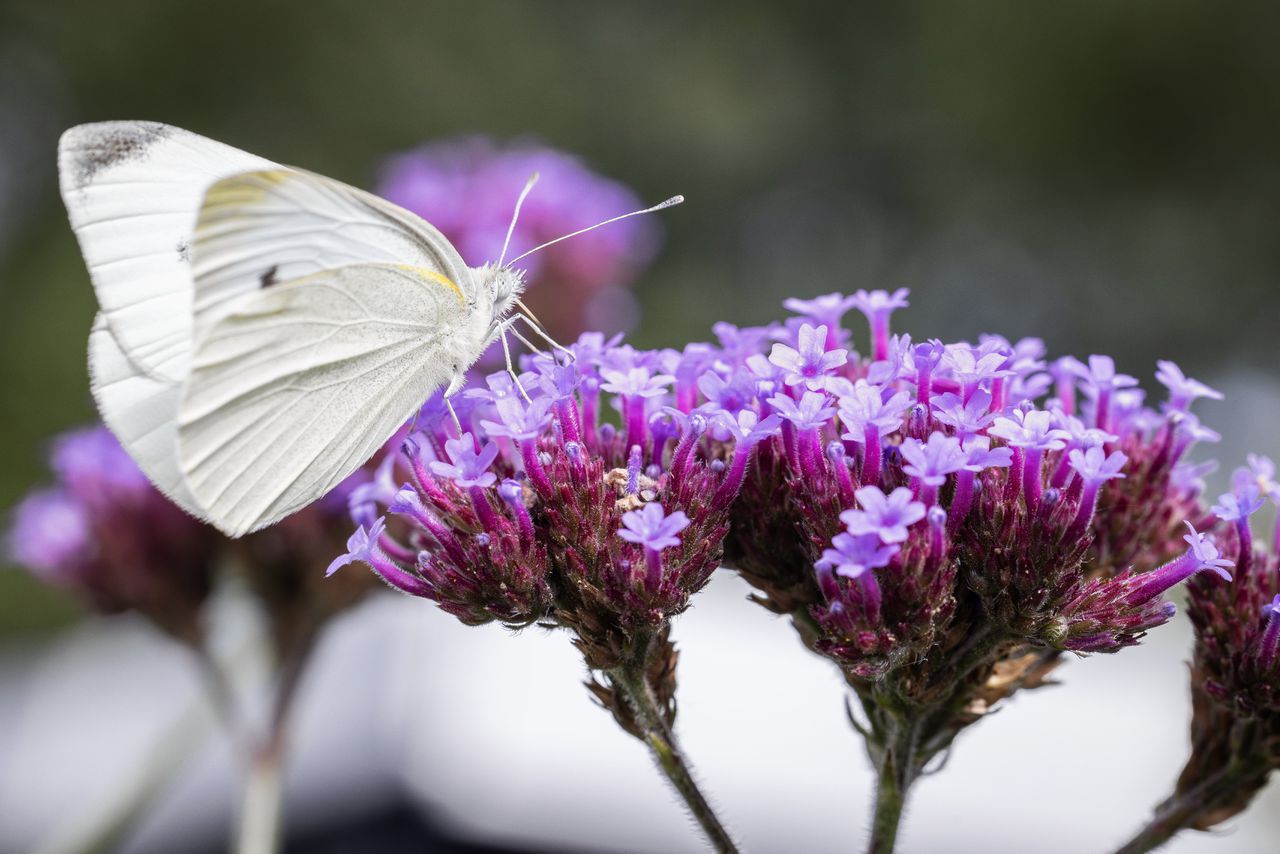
[87,315,203,515]
[190,168,473,338]
[176,263,479,536]
[59,122,277,382]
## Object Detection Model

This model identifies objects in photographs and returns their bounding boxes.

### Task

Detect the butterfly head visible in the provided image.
[477,262,526,332]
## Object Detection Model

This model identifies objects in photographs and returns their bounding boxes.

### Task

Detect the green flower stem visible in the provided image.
[867,714,922,854]
[610,662,742,854]
[1113,762,1265,854]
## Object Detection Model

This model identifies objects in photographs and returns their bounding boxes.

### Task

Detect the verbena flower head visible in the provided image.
[4,426,216,640]
[1161,455,1280,830]
[375,136,661,337]
[333,338,759,673]
[6,424,379,650]
[711,286,1225,702]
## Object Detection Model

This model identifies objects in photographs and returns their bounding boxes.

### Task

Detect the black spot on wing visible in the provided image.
[72,122,170,189]
[259,264,280,288]
[176,239,190,263]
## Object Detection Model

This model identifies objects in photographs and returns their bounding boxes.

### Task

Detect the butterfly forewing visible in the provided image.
[176,263,475,536]
[190,168,473,340]
[60,122,277,382]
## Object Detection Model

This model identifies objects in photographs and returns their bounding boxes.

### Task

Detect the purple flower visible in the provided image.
[1211,485,1266,523]
[1064,446,1129,540]
[851,288,910,321]
[819,532,900,580]
[714,410,783,446]
[531,360,582,401]
[1155,360,1223,413]
[838,381,911,439]
[1071,355,1139,393]
[1182,525,1235,581]
[768,323,849,391]
[931,390,996,438]
[769,391,837,431]
[1231,454,1278,498]
[5,488,92,582]
[600,367,676,399]
[464,370,528,404]
[1257,594,1280,667]
[480,396,554,442]
[841,486,926,544]
[783,292,860,349]
[326,517,387,576]
[1122,523,1233,605]
[989,410,1070,451]
[618,503,690,551]
[941,346,1014,391]
[1068,446,1129,485]
[899,433,967,487]
[49,427,152,508]
[697,370,758,414]
[851,288,910,362]
[961,436,1013,472]
[430,434,500,488]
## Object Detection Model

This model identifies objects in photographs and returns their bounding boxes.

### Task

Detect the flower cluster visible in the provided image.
[332,333,775,728]
[5,425,375,652]
[375,137,661,339]
[5,426,217,642]
[1160,456,1280,829]
[704,293,1225,681]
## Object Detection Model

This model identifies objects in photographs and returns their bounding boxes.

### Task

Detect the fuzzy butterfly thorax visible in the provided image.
[475,262,527,341]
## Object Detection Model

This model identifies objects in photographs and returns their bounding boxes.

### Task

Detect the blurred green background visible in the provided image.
[3,1,1279,634]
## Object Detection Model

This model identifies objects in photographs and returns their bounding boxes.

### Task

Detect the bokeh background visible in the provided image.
[2,2,1279,852]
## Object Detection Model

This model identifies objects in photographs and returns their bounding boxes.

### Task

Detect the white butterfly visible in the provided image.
[59,121,680,537]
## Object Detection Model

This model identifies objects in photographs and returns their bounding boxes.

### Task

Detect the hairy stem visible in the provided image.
[610,662,741,854]
[1113,763,1261,854]
[867,714,922,854]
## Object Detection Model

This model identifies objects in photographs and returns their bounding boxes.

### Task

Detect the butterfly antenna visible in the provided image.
[498,172,540,268]
[506,195,684,266]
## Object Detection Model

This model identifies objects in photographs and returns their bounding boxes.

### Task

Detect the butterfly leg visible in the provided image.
[513,300,574,361]
[497,320,534,403]
[442,376,465,436]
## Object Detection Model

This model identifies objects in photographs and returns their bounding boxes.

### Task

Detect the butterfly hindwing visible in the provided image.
[87,314,203,514]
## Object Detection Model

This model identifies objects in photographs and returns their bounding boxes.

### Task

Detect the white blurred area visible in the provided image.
[2,370,1279,854]
[2,571,1279,854]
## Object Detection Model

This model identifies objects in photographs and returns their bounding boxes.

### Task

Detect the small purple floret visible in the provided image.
[618,503,690,551]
